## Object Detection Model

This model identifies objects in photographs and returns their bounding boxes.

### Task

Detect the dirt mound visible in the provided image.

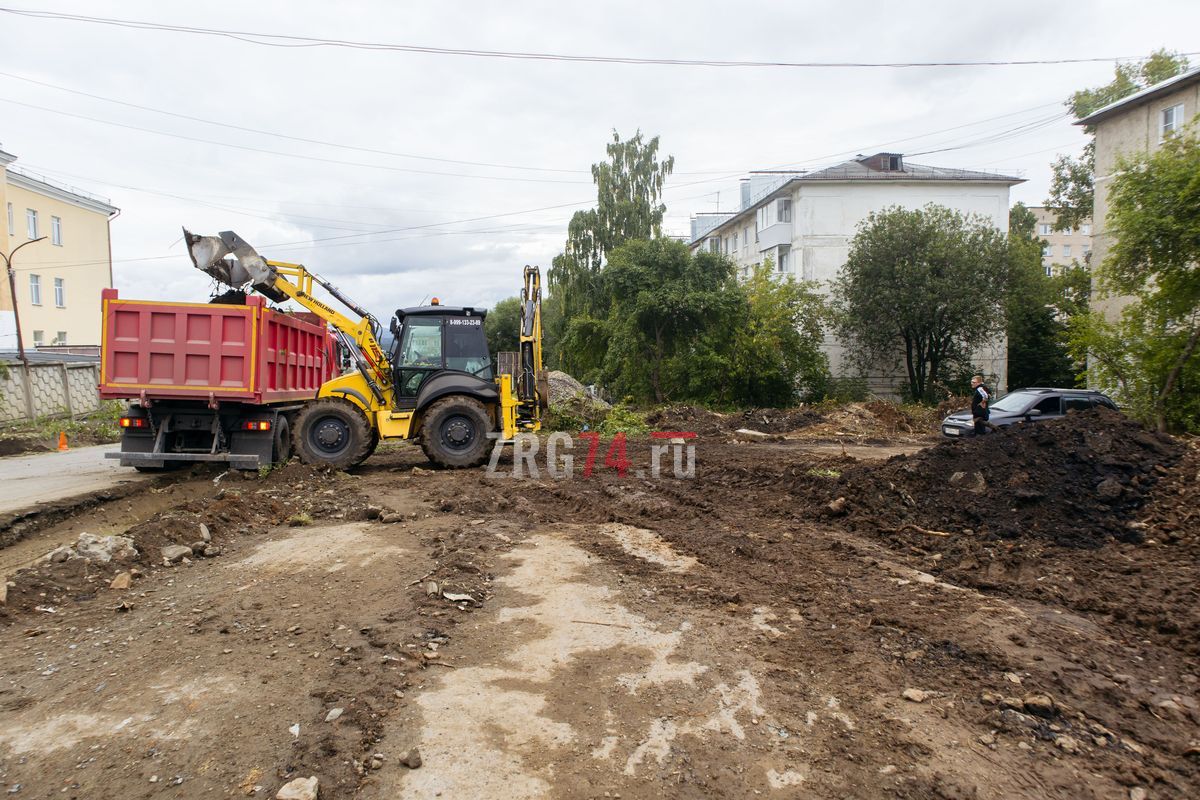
[646,402,934,440]
[547,370,610,409]
[789,401,937,441]
[0,437,49,457]
[643,405,729,436]
[815,408,1180,547]
[1,463,374,620]
[646,404,819,436]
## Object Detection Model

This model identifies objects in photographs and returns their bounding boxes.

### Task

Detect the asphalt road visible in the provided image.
[0,444,147,516]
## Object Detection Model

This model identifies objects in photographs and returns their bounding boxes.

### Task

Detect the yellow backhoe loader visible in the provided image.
[183,229,545,469]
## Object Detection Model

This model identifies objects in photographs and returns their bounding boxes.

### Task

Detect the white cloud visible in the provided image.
[1,0,1195,320]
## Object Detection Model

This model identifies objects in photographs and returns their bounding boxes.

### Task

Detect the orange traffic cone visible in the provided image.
[57,431,69,451]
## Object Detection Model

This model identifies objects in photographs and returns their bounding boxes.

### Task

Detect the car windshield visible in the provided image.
[988,391,1039,413]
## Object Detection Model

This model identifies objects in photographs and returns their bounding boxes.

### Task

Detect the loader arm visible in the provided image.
[516,265,546,423]
[183,229,392,406]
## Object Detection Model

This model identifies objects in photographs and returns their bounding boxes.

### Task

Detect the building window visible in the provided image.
[6,202,12,235]
[51,216,63,246]
[777,246,791,273]
[1161,103,1184,140]
[29,274,41,305]
[1062,227,1073,235]
[744,226,751,249]
[32,330,44,346]
[26,208,38,239]
[1044,265,1053,277]
[55,331,67,345]
[54,277,65,307]
[777,198,792,223]
[1081,224,1091,235]
[1062,244,1072,258]
[708,238,720,253]
[733,233,738,251]
[1038,223,1052,236]
[1042,244,1052,257]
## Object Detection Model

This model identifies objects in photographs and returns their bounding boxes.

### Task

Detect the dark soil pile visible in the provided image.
[814,408,1181,547]
[0,437,48,457]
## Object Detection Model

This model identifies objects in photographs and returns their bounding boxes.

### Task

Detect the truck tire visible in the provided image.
[273,414,293,465]
[295,398,374,469]
[420,396,493,468]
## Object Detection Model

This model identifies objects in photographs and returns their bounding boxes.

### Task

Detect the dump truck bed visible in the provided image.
[99,289,336,405]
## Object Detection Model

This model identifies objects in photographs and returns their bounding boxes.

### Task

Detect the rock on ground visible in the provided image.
[276,775,318,800]
[161,544,193,564]
[74,533,138,563]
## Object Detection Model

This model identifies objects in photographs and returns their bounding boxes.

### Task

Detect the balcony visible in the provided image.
[757,221,793,251]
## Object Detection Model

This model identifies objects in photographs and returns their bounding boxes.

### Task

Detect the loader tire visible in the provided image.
[295,398,374,470]
[420,396,492,469]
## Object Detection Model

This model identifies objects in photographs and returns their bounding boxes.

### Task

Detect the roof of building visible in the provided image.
[4,165,118,215]
[0,351,100,365]
[1077,66,1200,127]
[689,153,1022,244]
[0,149,16,167]
[797,159,1021,184]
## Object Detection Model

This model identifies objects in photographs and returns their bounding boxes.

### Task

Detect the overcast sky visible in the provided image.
[1,0,1196,320]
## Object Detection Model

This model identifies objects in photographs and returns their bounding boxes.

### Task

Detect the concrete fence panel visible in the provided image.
[0,361,102,423]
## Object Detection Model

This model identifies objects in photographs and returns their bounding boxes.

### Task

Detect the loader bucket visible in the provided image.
[183,228,249,285]
[183,228,287,303]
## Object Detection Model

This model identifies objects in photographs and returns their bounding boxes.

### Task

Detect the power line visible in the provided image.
[0,96,592,185]
[2,7,1191,69]
[0,70,590,175]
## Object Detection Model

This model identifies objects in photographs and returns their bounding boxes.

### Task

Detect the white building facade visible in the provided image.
[690,153,1022,397]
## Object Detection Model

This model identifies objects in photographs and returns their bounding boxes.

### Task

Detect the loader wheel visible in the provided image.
[420,396,492,468]
[272,415,293,465]
[295,398,373,470]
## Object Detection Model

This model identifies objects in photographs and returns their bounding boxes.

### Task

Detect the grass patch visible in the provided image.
[287,511,314,527]
[805,467,841,478]
[1,401,125,447]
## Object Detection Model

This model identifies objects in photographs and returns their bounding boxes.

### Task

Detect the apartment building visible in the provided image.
[689,153,1022,396]
[1029,206,1092,275]
[1,147,119,350]
[1077,66,1200,319]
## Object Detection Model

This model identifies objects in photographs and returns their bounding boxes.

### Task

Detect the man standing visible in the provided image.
[970,375,990,435]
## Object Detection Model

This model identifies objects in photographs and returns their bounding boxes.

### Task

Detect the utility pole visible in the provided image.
[2,236,46,364]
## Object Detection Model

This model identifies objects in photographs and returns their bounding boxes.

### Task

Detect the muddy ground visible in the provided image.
[0,411,1197,799]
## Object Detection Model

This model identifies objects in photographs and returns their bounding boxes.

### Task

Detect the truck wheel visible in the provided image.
[273,414,293,465]
[295,398,373,469]
[420,396,492,468]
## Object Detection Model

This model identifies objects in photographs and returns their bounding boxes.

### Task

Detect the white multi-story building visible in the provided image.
[689,152,1022,396]
[1029,206,1092,276]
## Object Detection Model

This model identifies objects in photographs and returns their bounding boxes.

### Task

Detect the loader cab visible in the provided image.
[390,306,492,407]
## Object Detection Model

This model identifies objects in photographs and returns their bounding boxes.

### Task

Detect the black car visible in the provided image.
[941,387,1118,437]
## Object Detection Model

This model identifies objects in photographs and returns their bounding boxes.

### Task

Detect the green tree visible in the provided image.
[1071,129,1200,432]
[484,296,521,356]
[548,130,675,378]
[727,261,830,406]
[600,238,739,403]
[1047,49,1189,231]
[1004,203,1078,388]
[833,205,1010,402]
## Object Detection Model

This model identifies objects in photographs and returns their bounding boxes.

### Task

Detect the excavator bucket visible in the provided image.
[183,228,287,303]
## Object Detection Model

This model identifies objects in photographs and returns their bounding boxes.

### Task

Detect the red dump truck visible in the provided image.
[100,289,339,470]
